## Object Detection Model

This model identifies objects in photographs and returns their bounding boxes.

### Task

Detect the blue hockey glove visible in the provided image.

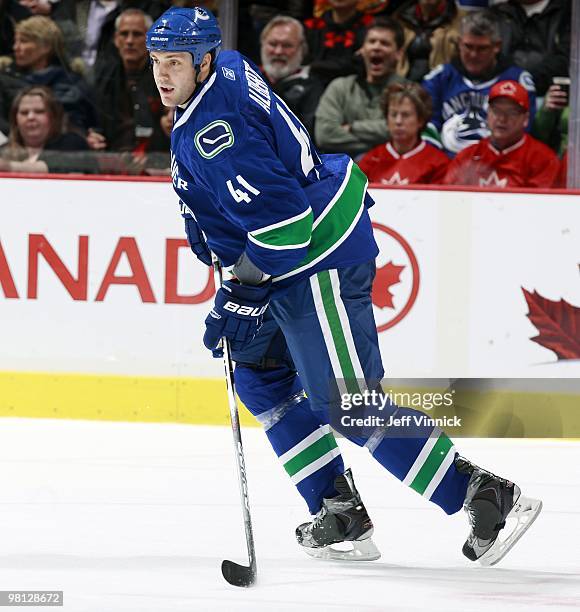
[203,280,270,355]
[183,214,212,266]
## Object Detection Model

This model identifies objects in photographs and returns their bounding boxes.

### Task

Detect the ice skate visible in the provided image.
[456,456,542,566]
[295,468,381,561]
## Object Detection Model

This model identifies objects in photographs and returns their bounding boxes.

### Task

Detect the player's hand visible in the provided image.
[183,214,211,266]
[203,280,270,355]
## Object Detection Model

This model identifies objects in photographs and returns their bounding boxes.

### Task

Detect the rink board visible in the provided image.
[0,176,579,428]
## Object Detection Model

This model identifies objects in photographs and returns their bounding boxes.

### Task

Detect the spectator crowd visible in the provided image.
[0,0,572,188]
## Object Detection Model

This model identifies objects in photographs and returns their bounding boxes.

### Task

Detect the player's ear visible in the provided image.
[201,52,212,71]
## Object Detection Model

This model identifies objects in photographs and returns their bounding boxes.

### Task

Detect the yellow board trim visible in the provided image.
[0,373,579,438]
[0,371,259,427]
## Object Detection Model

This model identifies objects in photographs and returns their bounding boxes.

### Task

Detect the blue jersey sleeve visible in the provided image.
[422,64,446,132]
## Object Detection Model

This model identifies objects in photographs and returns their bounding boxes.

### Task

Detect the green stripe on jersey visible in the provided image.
[249,208,313,250]
[283,432,338,477]
[316,270,360,395]
[273,160,367,282]
[409,433,453,495]
[303,162,366,265]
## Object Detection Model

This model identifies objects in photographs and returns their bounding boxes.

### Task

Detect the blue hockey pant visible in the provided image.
[232,262,469,515]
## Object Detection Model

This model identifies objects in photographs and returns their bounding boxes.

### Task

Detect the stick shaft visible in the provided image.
[213,261,257,577]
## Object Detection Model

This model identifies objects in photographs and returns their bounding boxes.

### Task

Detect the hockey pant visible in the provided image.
[233,262,470,516]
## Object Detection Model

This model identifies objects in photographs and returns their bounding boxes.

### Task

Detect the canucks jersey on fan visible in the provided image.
[422,62,536,155]
[170,50,378,293]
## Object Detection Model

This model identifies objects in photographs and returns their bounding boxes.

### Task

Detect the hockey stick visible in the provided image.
[212,256,257,587]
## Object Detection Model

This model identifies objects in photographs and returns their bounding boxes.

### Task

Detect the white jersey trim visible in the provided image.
[386,140,426,160]
[487,135,527,156]
[312,159,353,231]
[251,205,313,235]
[273,189,365,283]
[173,71,217,131]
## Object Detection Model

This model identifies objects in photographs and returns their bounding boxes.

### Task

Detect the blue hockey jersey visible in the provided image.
[422,61,536,155]
[170,50,378,294]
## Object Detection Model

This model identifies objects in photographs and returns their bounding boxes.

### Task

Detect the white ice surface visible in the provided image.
[0,419,578,612]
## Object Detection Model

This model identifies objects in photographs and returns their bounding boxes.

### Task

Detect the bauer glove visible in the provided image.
[203,280,270,356]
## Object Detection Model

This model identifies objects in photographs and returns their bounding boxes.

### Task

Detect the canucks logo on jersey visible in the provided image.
[441,104,490,154]
[194,120,235,159]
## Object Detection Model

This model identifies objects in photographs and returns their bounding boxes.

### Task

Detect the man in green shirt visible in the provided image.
[314,17,406,159]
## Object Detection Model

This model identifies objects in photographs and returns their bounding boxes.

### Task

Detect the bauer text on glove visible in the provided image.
[203,280,270,354]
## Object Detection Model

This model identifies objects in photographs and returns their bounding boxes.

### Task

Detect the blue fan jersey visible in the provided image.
[422,62,536,155]
[170,51,378,294]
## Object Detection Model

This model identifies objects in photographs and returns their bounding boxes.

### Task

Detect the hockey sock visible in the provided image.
[365,406,470,515]
[235,365,344,514]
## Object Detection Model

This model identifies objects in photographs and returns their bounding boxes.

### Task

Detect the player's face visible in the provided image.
[16,94,52,148]
[261,24,303,82]
[387,96,422,152]
[458,33,501,77]
[360,27,402,84]
[114,13,148,70]
[487,98,529,150]
[150,51,197,107]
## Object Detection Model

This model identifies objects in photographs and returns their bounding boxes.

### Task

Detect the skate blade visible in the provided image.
[301,537,381,562]
[478,494,543,567]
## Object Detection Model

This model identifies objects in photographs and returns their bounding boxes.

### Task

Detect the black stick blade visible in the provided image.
[221,559,257,587]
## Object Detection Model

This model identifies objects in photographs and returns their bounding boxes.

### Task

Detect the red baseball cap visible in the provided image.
[488,80,529,111]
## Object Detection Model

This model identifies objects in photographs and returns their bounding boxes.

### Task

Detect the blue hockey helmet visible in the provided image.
[146,7,221,67]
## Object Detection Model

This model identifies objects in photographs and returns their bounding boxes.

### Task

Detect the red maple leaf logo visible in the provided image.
[372,261,405,309]
[523,288,580,360]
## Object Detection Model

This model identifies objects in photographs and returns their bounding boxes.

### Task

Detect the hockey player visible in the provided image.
[146,7,542,566]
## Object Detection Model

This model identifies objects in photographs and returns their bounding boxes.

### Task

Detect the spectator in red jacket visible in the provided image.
[358,81,449,185]
[444,79,560,188]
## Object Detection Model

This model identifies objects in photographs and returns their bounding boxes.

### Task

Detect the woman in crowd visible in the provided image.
[0,85,94,173]
[358,81,449,185]
[0,15,97,133]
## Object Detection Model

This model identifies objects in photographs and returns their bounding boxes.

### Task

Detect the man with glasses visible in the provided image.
[422,10,536,155]
[259,15,323,134]
[443,79,559,187]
